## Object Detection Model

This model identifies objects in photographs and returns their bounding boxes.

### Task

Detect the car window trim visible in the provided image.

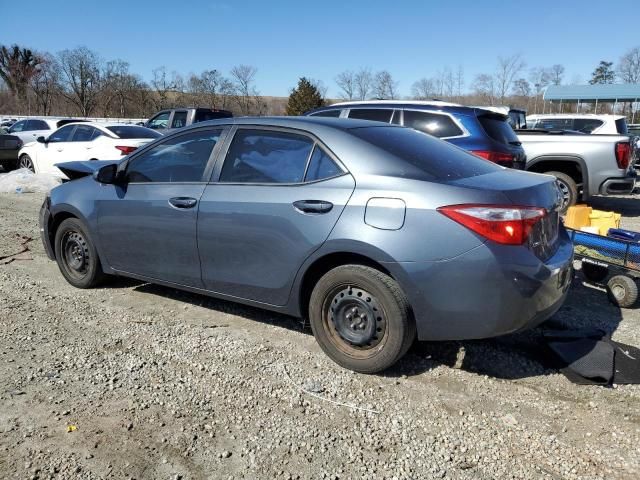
[123,125,230,185]
[208,125,349,186]
[401,108,469,140]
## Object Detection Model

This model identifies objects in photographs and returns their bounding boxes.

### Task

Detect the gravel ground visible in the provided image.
[1,191,639,480]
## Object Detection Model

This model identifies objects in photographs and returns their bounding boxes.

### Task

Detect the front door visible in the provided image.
[97,127,225,286]
[198,127,355,305]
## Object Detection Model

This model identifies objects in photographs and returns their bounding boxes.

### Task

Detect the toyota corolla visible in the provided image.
[40,117,573,373]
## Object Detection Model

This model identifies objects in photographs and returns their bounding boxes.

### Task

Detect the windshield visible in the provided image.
[349,126,501,181]
[106,126,162,139]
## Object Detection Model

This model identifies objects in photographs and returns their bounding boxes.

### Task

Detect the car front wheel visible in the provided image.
[19,154,34,172]
[309,265,416,373]
[54,218,106,288]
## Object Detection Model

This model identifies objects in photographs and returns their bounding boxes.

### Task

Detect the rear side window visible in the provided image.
[107,126,162,139]
[350,126,500,181]
[532,118,573,131]
[305,146,341,181]
[478,115,520,144]
[71,125,96,142]
[310,109,341,118]
[220,129,314,184]
[27,120,50,130]
[403,110,463,138]
[126,129,221,183]
[348,109,393,123]
[171,111,188,128]
[573,119,604,133]
[615,118,629,135]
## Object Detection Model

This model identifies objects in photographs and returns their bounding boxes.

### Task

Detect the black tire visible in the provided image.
[54,218,106,289]
[582,262,608,283]
[18,154,34,172]
[607,275,638,308]
[309,265,416,373]
[547,171,578,213]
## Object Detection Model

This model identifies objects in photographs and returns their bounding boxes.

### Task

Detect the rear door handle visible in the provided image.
[169,197,198,209]
[293,200,333,214]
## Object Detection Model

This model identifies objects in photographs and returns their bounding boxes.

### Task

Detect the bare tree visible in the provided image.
[411,78,435,100]
[495,54,526,103]
[335,70,355,100]
[618,47,640,84]
[309,78,328,101]
[0,44,42,112]
[455,65,464,98]
[512,78,531,97]
[188,69,234,109]
[151,66,182,110]
[549,64,564,85]
[230,64,261,115]
[58,46,102,116]
[472,73,496,104]
[372,70,398,100]
[442,67,455,98]
[30,52,61,115]
[354,68,372,101]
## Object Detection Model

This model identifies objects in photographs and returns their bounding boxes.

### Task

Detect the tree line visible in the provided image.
[1,43,639,119]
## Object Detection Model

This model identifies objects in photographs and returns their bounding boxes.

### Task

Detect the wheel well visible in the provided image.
[47,212,78,256]
[527,160,583,186]
[298,252,393,318]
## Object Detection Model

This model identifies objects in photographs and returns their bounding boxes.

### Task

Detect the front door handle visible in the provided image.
[293,200,333,214]
[169,197,198,209]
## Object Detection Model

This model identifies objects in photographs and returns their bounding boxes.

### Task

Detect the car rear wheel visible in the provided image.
[54,218,106,289]
[547,171,577,213]
[19,154,34,172]
[309,265,416,373]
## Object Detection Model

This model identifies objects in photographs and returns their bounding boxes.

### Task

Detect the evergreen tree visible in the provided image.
[286,77,324,116]
[589,61,615,84]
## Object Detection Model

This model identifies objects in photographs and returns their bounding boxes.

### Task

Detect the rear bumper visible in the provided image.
[385,230,574,341]
[598,175,636,195]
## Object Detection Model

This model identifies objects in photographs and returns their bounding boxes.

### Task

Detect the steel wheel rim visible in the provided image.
[556,179,571,208]
[19,155,33,171]
[323,285,388,359]
[62,231,90,277]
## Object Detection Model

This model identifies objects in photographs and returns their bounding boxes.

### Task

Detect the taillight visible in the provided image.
[115,145,137,156]
[437,204,547,245]
[470,150,515,166]
[615,142,631,169]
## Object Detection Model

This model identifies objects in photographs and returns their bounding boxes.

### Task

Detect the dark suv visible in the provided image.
[305,101,526,169]
[144,108,233,134]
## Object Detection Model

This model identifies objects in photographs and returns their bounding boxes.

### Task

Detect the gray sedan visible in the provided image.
[40,117,573,373]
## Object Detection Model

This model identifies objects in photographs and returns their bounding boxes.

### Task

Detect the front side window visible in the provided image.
[9,120,27,133]
[147,112,170,130]
[171,111,188,128]
[305,146,341,182]
[403,110,463,138]
[219,129,314,184]
[126,129,221,183]
[347,108,393,123]
[48,125,75,143]
[310,109,341,118]
[71,125,97,142]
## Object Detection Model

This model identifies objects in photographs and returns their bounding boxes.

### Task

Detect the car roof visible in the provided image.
[330,99,462,107]
[306,100,493,117]
[191,115,404,132]
[528,114,625,120]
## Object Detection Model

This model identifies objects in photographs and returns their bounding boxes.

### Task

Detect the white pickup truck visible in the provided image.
[517,129,635,210]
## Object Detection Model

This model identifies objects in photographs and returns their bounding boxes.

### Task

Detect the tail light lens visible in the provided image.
[615,142,631,169]
[470,150,515,167]
[437,204,547,245]
[115,145,138,156]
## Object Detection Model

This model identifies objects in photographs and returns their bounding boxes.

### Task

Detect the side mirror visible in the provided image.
[37,136,46,143]
[93,164,120,184]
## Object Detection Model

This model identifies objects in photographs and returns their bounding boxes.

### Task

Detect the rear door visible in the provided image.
[97,127,226,286]
[197,127,355,305]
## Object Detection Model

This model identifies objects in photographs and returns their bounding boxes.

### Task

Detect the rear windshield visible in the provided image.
[106,126,162,139]
[615,118,629,135]
[194,110,233,122]
[478,114,521,144]
[350,126,501,181]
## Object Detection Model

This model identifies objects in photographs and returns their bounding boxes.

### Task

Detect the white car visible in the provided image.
[18,123,161,178]
[5,118,85,145]
[527,114,628,135]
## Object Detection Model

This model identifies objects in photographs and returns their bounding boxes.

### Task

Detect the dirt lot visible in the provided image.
[1,191,639,480]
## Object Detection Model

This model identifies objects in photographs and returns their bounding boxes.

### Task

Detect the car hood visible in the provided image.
[55,160,121,180]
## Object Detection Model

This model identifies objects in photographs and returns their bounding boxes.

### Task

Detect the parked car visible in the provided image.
[5,118,88,147]
[144,107,233,134]
[0,118,17,129]
[0,134,22,171]
[527,114,628,135]
[517,129,635,210]
[40,116,572,373]
[305,101,527,169]
[18,123,161,178]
